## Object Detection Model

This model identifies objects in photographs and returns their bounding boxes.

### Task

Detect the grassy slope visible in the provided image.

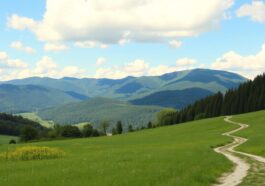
[0,135,17,145]
[233,110,265,157]
[0,117,237,186]
[38,97,163,127]
[19,113,54,128]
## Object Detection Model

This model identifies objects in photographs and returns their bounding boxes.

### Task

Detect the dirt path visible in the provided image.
[213,116,265,186]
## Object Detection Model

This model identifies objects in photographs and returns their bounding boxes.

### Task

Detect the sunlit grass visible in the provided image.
[0,146,65,161]
[233,110,265,157]
[0,135,17,145]
[0,117,237,186]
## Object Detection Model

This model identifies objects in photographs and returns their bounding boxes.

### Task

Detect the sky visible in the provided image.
[0,0,265,80]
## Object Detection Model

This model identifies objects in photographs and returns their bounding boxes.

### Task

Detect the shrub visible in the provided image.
[116,121,123,134]
[61,126,81,138]
[0,146,65,161]
[9,139,16,144]
[112,128,117,135]
[20,125,39,142]
[82,123,93,137]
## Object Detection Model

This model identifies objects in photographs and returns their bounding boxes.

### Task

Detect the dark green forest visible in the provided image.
[159,73,265,125]
[0,113,47,136]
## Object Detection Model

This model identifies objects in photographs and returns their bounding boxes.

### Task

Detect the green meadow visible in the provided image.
[0,135,17,145]
[19,112,55,128]
[0,117,237,186]
[233,110,265,157]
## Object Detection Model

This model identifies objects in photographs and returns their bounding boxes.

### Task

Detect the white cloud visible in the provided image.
[0,51,28,69]
[237,1,265,23]
[0,52,8,60]
[95,58,199,78]
[95,59,149,79]
[176,58,197,67]
[169,40,182,48]
[8,0,234,45]
[148,65,178,76]
[74,41,108,49]
[0,56,86,80]
[44,43,69,52]
[10,41,35,54]
[211,44,265,79]
[7,14,37,30]
[96,57,106,66]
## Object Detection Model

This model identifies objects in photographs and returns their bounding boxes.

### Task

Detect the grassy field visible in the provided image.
[0,117,237,186]
[233,110,265,157]
[0,135,17,145]
[19,112,54,128]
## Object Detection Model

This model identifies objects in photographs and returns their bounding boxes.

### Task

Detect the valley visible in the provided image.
[0,111,265,185]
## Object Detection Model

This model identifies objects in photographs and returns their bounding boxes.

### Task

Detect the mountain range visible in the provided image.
[1,69,246,109]
[38,97,163,127]
[0,84,85,113]
[0,69,247,126]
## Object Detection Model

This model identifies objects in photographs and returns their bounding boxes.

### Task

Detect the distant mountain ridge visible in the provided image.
[38,97,163,128]
[0,84,85,113]
[1,69,246,109]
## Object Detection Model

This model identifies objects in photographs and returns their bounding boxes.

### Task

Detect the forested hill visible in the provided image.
[0,113,46,136]
[160,73,265,125]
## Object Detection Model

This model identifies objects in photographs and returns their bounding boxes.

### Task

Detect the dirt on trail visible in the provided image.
[213,116,265,186]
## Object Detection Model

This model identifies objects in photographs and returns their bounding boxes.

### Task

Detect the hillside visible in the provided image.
[159,73,265,126]
[0,84,85,113]
[0,116,238,186]
[130,88,213,108]
[38,97,163,128]
[0,113,47,136]
[0,135,17,145]
[3,69,246,109]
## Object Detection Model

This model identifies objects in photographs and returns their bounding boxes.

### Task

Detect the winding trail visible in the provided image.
[214,116,265,186]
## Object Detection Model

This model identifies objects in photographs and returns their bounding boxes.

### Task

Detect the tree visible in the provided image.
[82,123,93,137]
[147,121,153,128]
[9,139,16,144]
[100,121,109,135]
[112,128,117,135]
[156,109,177,126]
[61,126,82,138]
[92,129,100,137]
[128,125,134,132]
[48,124,62,138]
[20,125,38,142]
[116,121,123,134]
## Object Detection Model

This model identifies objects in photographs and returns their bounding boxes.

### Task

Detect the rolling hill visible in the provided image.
[38,97,163,128]
[130,88,213,108]
[0,114,246,185]
[0,84,86,113]
[0,112,47,136]
[3,69,246,109]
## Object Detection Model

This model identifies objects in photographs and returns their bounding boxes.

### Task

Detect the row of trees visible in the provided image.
[0,113,47,136]
[157,73,265,126]
[5,117,156,143]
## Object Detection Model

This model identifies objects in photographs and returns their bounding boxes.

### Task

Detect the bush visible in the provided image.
[20,125,39,142]
[112,128,117,135]
[61,126,82,138]
[9,139,16,144]
[156,109,177,126]
[82,124,93,137]
[0,146,65,161]
[147,122,153,128]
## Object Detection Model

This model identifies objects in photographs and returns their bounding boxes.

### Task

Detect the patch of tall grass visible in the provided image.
[0,146,65,161]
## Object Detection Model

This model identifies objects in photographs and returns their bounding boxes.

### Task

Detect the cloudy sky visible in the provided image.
[0,0,265,80]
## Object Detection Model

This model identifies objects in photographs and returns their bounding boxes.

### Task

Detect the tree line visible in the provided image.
[0,113,48,136]
[157,73,265,125]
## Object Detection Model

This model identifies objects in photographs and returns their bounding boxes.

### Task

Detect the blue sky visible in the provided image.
[0,0,265,80]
